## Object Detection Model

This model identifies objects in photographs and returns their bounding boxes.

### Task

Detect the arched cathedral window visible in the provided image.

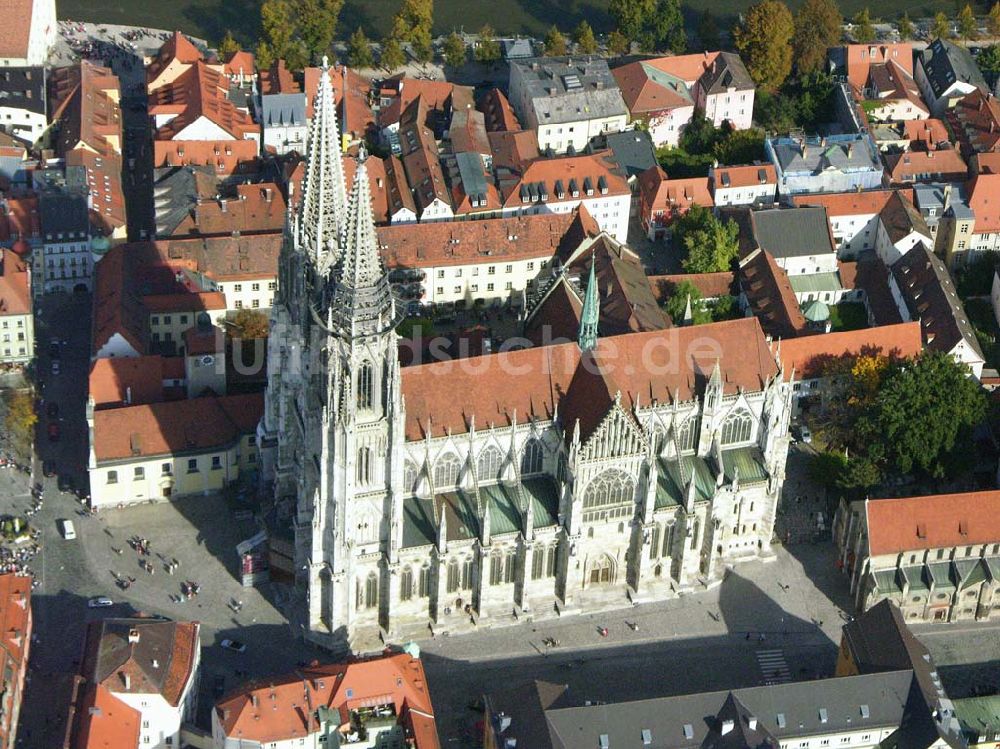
[357,361,374,410]
[477,446,502,482]
[721,408,753,445]
[403,461,418,494]
[676,415,700,453]
[583,469,635,509]
[400,566,413,601]
[433,453,461,488]
[521,439,543,474]
[364,572,378,609]
[356,447,373,485]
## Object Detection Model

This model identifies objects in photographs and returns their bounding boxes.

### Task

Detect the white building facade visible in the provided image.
[260,63,794,652]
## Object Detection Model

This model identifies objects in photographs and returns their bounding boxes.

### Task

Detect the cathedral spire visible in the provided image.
[329,148,396,337]
[298,56,347,272]
[578,254,599,352]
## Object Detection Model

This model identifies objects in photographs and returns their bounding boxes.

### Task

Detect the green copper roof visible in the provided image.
[720,447,769,484]
[927,561,955,591]
[954,558,988,588]
[901,565,928,592]
[873,569,902,594]
[656,455,715,508]
[801,299,831,322]
[578,258,599,352]
[482,482,522,536]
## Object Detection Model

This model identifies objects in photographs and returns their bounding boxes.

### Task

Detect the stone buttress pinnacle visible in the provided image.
[298,56,347,273]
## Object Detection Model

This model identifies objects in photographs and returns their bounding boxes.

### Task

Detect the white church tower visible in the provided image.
[260,58,401,651]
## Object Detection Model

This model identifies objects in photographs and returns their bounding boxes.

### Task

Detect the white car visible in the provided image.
[51,360,60,375]
[88,597,113,608]
[799,426,813,444]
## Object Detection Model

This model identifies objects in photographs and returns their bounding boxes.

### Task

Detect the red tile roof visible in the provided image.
[379,74,455,128]
[0,574,31,748]
[967,171,1000,233]
[844,43,914,90]
[613,60,694,116]
[153,139,259,172]
[305,64,375,139]
[866,491,1000,555]
[0,249,30,316]
[903,118,950,149]
[648,272,735,302]
[645,52,720,85]
[92,393,262,461]
[223,51,256,80]
[0,0,34,60]
[791,188,909,217]
[883,147,967,185]
[774,321,922,379]
[711,163,776,191]
[401,317,777,440]
[399,98,451,214]
[638,166,713,228]
[147,31,206,93]
[739,248,809,340]
[72,683,142,749]
[377,210,586,269]
[168,183,285,238]
[488,130,539,175]
[260,59,299,95]
[948,89,1000,156]
[0,197,40,246]
[504,151,629,209]
[215,653,440,748]
[151,61,257,141]
[89,356,178,409]
[342,155,417,224]
[479,88,521,132]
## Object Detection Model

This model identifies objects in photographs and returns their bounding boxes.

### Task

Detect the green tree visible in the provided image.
[2,391,36,463]
[609,0,657,39]
[712,126,766,164]
[674,205,741,273]
[255,40,274,70]
[734,0,795,91]
[380,36,406,70]
[651,0,686,52]
[410,25,434,62]
[607,29,630,56]
[218,30,241,57]
[898,12,914,40]
[794,0,843,74]
[871,351,986,479]
[679,110,718,153]
[958,3,978,40]
[852,8,876,43]
[544,25,567,56]
[475,25,501,62]
[298,0,344,60]
[573,20,598,54]
[260,0,296,61]
[989,2,1000,37]
[347,27,374,68]
[233,309,271,339]
[663,281,711,324]
[443,32,466,67]
[932,11,951,39]
[977,44,1000,84]
[697,11,720,51]
[389,14,411,42]
[393,0,434,42]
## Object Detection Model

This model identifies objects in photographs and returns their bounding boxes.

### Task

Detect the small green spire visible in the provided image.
[578,256,599,351]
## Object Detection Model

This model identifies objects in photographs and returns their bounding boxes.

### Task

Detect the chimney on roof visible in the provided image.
[943,184,953,211]
[219,197,227,213]
[128,628,140,644]
[125,386,132,405]
[251,694,259,708]
[122,672,131,689]
[847,143,855,159]
[264,187,272,203]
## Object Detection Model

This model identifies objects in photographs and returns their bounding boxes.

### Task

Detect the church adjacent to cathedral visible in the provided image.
[260,61,795,651]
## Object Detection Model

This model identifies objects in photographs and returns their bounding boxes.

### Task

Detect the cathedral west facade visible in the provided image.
[260,61,795,651]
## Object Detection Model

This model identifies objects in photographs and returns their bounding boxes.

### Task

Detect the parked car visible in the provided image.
[51,360,60,375]
[87,597,113,608]
[47,423,60,442]
[42,460,57,477]
[48,342,59,359]
[220,639,246,653]
[46,402,59,419]
[58,519,76,540]
[798,426,813,444]
[58,474,75,493]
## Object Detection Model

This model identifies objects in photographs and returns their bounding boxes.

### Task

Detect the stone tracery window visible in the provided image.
[521,439,543,474]
[583,469,635,509]
[403,461,418,494]
[721,408,753,445]
[356,446,373,485]
[477,446,502,482]
[400,566,413,601]
[676,415,700,452]
[434,452,461,488]
[357,360,374,410]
